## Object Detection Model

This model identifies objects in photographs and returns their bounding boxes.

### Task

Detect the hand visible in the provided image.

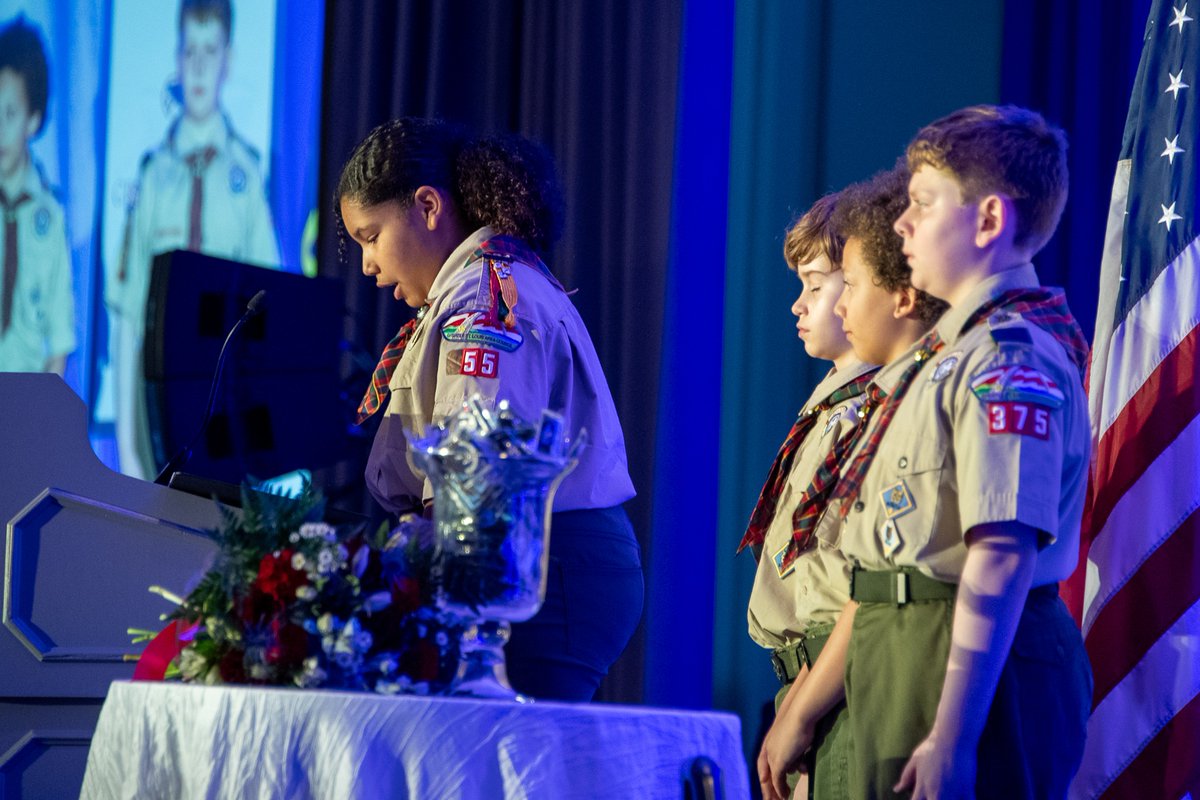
[757,714,814,800]
[894,730,975,800]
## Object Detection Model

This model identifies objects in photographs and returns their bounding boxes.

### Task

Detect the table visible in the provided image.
[79,682,748,799]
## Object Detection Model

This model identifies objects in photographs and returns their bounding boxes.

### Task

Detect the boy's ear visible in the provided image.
[974,194,1011,248]
[24,111,42,140]
[892,286,919,320]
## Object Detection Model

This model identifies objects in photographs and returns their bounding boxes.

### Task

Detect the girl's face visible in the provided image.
[340,197,444,308]
[834,237,911,366]
[790,254,852,364]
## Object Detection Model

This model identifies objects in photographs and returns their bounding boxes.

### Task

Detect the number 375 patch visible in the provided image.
[446,347,500,378]
[986,401,1050,440]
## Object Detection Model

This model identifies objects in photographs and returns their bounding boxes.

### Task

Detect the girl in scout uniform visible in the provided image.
[338,118,642,702]
[819,107,1092,799]
[757,167,947,800]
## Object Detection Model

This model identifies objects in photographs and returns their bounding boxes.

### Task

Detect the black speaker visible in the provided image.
[144,250,347,484]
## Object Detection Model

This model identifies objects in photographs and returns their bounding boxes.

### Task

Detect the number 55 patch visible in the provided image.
[447,347,500,378]
[986,401,1050,439]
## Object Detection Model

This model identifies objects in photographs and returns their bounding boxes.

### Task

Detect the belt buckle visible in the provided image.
[771,653,787,684]
[894,572,909,606]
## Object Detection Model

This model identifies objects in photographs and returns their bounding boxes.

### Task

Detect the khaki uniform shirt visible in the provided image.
[367,227,636,515]
[747,360,877,649]
[0,162,75,371]
[823,265,1089,586]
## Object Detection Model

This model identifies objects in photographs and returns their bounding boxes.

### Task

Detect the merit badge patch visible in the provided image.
[34,207,50,237]
[446,347,500,378]
[441,310,524,352]
[968,364,1065,408]
[229,164,247,194]
[772,542,796,579]
[929,351,962,382]
[880,480,915,519]
[879,519,902,557]
[986,401,1051,440]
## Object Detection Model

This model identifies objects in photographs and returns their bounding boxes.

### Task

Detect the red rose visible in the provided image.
[218,647,247,683]
[400,638,441,683]
[265,618,310,668]
[255,549,308,603]
[389,576,423,617]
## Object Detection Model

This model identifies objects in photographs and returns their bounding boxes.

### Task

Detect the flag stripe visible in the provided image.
[1080,385,1200,635]
[1100,689,1200,800]
[1085,502,1200,704]
[1071,596,1200,799]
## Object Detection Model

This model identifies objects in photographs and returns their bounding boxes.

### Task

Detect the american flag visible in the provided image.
[1066,1,1200,797]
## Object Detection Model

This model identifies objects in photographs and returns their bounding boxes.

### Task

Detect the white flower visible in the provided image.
[375,680,401,695]
[291,553,307,571]
[299,522,336,541]
[289,533,300,543]
[295,585,317,601]
[248,663,270,680]
[317,613,337,636]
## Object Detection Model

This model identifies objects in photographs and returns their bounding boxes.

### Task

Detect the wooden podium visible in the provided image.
[0,373,222,799]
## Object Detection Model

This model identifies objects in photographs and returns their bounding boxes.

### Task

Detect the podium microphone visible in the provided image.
[154,289,267,485]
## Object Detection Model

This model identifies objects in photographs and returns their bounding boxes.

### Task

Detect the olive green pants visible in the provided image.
[844,587,1092,799]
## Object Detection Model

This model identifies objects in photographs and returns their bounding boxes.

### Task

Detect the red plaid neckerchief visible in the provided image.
[737,369,877,555]
[780,286,1088,569]
[355,309,427,424]
[469,236,565,291]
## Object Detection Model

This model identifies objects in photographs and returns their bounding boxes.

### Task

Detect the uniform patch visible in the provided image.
[929,351,962,382]
[986,401,1051,440]
[229,164,247,194]
[772,542,796,579]
[879,519,902,557]
[822,407,848,436]
[968,364,1065,408]
[880,480,915,519]
[446,347,499,378]
[34,207,50,236]
[441,310,524,352]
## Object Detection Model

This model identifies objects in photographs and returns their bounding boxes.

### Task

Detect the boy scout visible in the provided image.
[837,106,1092,798]
[108,0,279,478]
[741,191,877,800]
[757,167,946,800]
[0,16,75,374]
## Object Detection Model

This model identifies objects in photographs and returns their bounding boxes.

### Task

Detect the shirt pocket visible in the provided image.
[867,436,950,562]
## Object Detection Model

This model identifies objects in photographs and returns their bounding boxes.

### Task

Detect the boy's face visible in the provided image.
[894,165,978,302]
[790,254,851,364]
[0,68,40,181]
[834,238,905,366]
[178,15,229,122]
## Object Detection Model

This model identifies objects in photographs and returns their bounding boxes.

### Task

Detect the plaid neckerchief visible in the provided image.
[355,307,428,425]
[738,368,877,555]
[780,286,1087,570]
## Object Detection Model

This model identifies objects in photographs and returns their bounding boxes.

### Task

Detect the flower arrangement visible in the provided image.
[132,482,462,695]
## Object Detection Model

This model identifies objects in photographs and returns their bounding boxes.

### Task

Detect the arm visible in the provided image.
[894,521,1037,799]
[760,599,857,800]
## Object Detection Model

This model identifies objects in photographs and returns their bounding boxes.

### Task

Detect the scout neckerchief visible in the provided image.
[0,188,32,335]
[737,368,878,556]
[467,235,565,330]
[355,306,428,424]
[779,286,1088,570]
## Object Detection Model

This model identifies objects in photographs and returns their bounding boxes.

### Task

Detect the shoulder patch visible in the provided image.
[969,363,1065,408]
[33,207,51,237]
[441,309,524,352]
[229,163,247,194]
[987,311,1033,348]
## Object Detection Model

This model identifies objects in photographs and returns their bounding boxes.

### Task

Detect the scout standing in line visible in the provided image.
[107,0,280,478]
[757,165,947,800]
[0,16,75,375]
[838,106,1092,799]
[740,191,877,799]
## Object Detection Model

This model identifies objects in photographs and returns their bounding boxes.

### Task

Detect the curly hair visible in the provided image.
[336,118,564,255]
[783,191,843,270]
[0,16,49,137]
[834,164,948,327]
[906,104,1068,255]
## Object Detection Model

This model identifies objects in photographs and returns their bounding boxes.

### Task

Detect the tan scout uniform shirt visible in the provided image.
[822,265,1089,586]
[747,360,876,649]
[0,162,75,371]
[367,227,636,515]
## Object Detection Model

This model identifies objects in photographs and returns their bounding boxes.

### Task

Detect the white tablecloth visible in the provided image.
[80,681,748,799]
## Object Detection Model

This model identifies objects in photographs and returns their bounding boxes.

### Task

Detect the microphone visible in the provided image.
[154,289,267,485]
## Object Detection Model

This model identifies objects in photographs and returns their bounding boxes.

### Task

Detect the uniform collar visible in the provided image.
[425,226,495,304]
[934,263,1040,347]
[1,158,47,203]
[170,113,233,157]
[803,359,877,414]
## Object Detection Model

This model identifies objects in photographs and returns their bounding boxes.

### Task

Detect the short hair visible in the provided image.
[783,192,843,270]
[834,164,948,327]
[906,104,1068,255]
[0,16,49,136]
[179,0,232,43]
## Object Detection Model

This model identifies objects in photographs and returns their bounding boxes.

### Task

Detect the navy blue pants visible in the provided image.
[505,506,644,702]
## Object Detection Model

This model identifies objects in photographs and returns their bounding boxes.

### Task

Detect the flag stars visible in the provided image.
[1159,202,1183,230]
[1171,3,1194,31]
[1162,135,1186,164]
[1166,70,1190,99]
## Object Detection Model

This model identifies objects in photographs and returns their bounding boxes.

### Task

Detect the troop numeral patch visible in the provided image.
[986,401,1050,440]
[448,347,500,378]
